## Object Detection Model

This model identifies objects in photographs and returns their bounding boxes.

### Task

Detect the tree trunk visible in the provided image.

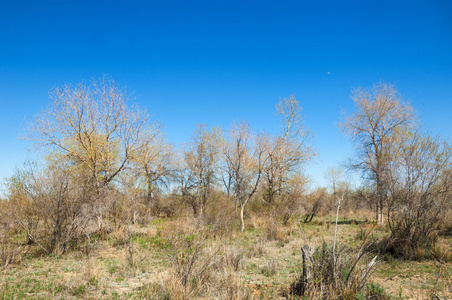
[377,199,384,226]
[147,183,153,203]
[192,203,199,218]
[291,244,314,295]
[240,204,245,232]
[376,178,385,227]
[199,201,204,218]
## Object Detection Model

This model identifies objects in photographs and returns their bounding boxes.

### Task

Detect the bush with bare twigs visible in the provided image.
[3,162,94,255]
[287,240,383,300]
[140,225,249,299]
[288,195,384,299]
[0,222,28,270]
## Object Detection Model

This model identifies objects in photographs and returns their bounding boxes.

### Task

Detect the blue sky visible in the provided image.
[1,0,451,189]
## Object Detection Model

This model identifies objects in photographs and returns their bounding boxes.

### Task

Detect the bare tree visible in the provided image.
[133,128,175,210]
[223,121,266,231]
[263,95,316,203]
[324,166,343,195]
[385,130,451,257]
[26,75,153,191]
[339,82,417,226]
[181,124,223,217]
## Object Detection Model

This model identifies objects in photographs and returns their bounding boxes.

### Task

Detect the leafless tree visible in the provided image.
[339,82,417,226]
[223,121,267,231]
[324,166,344,195]
[133,128,175,211]
[26,75,154,191]
[181,124,223,217]
[263,95,316,203]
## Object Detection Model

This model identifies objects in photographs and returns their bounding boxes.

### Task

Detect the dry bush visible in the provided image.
[146,226,249,299]
[139,243,249,299]
[0,221,28,269]
[157,217,200,239]
[265,214,289,244]
[378,228,451,262]
[111,184,151,226]
[288,241,382,299]
[249,210,267,230]
[431,263,452,300]
[212,245,249,299]
[212,269,249,300]
[201,192,238,237]
[431,239,452,263]
[136,282,172,299]
[302,187,328,223]
[246,234,267,258]
[108,225,130,247]
[381,132,452,261]
[225,247,242,272]
[160,228,214,298]
[355,224,378,243]
[114,174,175,226]
[2,161,130,256]
[3,162,95,255]
[269,174,310,226]
[289,196,383,299]
[438,207,452,236]
[260,258,277,277]
[270,193,304,227]
[166,191,199,219]
[143,193,177,218]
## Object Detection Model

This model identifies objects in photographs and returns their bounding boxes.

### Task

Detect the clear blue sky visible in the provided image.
[1,0,451,189]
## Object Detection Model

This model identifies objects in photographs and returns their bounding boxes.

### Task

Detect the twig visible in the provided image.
[127,223,134,269]
[435,262,442,297]
[333,193,343,281]
[346,237,378,284]
[383,273,401,282]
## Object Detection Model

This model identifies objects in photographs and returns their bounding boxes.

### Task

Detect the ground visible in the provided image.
[1,214,451,299]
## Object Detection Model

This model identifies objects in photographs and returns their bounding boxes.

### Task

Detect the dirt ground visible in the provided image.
[1,216,451,299]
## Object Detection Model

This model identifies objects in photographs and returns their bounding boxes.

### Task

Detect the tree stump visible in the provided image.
[291,244,314,295]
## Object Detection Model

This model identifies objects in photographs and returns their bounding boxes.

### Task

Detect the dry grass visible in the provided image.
[0,213,450,299]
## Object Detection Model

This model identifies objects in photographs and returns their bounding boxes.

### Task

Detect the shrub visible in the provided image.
[200,192,237,237]
[4,162,93,255]
[260,258,277,277]
[143,228,249,299]
[265,215,289,244]
[0,221,28,269]
[382,132,452,261]
[160,229,214,299]
[288,240,380,299]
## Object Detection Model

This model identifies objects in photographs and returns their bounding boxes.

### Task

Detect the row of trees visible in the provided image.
[2,77,451,258]
[2,76,316,254]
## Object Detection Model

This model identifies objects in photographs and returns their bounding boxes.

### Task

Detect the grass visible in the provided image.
[0,214,450,299]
